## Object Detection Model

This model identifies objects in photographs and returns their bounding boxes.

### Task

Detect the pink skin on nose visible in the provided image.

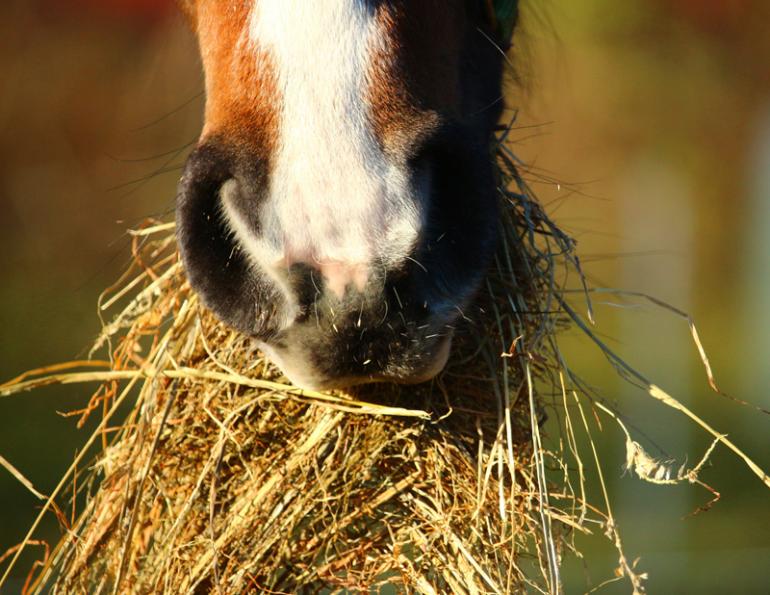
[277,251,370,300]
[319,261,370,299]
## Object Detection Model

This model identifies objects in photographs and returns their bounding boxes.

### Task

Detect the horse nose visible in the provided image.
[263,262,455,390]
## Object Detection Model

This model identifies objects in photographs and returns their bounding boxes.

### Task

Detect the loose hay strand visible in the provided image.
[559,297,770,490]
[0,456,48,502]
[0,367,431,420]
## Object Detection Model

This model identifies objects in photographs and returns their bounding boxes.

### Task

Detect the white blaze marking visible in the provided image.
[220,0,424,315]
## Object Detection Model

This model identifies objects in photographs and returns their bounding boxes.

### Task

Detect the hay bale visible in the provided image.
[2,140,646,593]
[3,115,768,593]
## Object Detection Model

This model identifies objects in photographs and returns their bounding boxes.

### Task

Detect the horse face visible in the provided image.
[176,0,513,389]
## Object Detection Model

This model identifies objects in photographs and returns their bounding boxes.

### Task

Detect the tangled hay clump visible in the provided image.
[2,129,769,594]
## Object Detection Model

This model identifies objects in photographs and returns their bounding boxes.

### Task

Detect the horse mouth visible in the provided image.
[259,332,454,392]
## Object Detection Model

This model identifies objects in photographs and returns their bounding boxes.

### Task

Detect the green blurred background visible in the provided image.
[0,0,768,592]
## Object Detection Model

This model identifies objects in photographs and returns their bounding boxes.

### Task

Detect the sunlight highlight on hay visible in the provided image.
[3,131,768,594]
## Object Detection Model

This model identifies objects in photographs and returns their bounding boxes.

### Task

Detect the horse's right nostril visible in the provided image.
[176,143,286,340]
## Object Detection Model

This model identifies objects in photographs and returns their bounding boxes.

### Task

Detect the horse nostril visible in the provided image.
[176,143,289,340]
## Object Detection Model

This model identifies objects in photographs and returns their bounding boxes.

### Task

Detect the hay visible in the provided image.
[2,131,768,594]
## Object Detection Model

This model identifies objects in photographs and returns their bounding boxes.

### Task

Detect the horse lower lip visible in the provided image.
[258,333,454,390]
[391,334,453,385]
